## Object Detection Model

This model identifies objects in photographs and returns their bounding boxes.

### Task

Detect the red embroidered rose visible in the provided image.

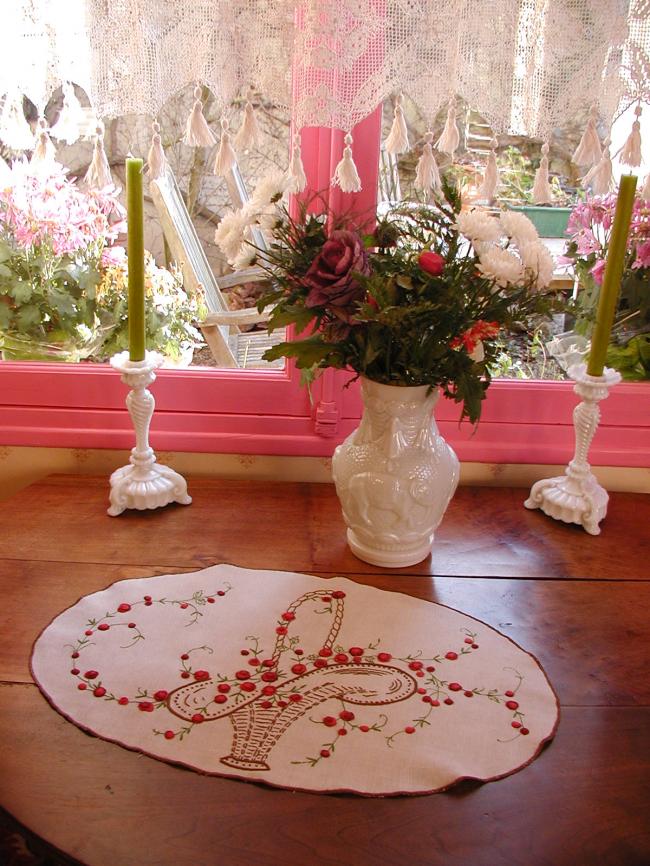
[138,701,154,712]
[303,230,370,319]
[194,670,211,681]
[418,251,445,276]
[117,603,131,613]
[153,690,169,701]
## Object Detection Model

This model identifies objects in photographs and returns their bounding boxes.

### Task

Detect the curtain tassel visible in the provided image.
[414,131,441,196]
[385,93,409,155]
[435,98,460,158]
[214,118,237,176]
[573,104,602,168]
[478,139,499,202]
[183,85,216,147]
[332,133,362,193]
[50,81,84,145]
[287,139,307,193]
[532,141,553,205]
[234,100,261,152]
[30,120,57,165]
[0,93,34,150]
[581,137,612,195]
[146,121,166,179]
[620,105,642,168]
[84,125,113,189]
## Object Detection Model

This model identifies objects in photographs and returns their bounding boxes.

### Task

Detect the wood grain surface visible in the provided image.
[1,475,649,866]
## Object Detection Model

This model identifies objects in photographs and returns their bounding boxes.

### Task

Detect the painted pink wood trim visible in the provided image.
[1,403,646,466]
[1,358,648,466]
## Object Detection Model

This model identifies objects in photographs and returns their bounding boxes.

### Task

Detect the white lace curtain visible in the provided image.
[0,0,648,138]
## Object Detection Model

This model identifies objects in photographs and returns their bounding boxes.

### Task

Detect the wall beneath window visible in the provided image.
[1,445,647,503]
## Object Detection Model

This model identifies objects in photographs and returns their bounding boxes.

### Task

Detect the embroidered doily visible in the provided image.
[31,565,559,797]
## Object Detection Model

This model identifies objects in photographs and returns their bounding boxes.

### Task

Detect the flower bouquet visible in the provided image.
[0,161,125,361]
[257,181,558,423]
[561,194,650,380]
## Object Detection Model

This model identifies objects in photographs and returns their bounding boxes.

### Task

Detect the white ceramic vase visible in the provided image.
[332,378,460,567]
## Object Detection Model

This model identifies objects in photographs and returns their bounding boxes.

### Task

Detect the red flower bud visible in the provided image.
[418,251,445,276]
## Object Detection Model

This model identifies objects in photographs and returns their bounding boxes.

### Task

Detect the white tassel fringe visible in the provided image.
[532,142,553,205]
[50,81,84,145]
[478,141,499,201]
[332,133,361,193]
[234,100,261,152]
[214,118,237,175]
[435,99,460,157]
[414,131,441,196]
[183,86,216,147]
[287,140,307,193]
[620,105,642,168]
[146,121,166,179]
[573,104,602,167]
[581,138,613,195]
[30,120,57,165]
[0,93,34,150]
[84,126,113,189]
[385,93,409,155]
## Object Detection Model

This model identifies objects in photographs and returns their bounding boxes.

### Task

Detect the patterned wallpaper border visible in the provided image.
[0,446,648,502]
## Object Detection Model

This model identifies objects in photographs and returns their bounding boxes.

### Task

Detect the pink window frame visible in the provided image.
[1,109,648,468]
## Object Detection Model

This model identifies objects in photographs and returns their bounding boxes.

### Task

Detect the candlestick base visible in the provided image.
[108,351,192,517]
[524,364,621,535]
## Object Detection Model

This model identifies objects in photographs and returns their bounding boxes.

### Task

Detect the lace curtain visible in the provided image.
[0,0,647,138]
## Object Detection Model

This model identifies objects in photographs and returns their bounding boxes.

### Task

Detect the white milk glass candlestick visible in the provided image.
[108,351,191,516]
[524,362,621,535]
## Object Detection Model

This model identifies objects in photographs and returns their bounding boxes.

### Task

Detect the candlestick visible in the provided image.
[108,351,191,516]
[126,157,146,362]
[524,362,621,535]
[587,174,637,375]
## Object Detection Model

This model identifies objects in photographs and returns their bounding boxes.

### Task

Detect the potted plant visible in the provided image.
[240,182,562,565]
[0,161,125,361]
[559,193,650,381]
[93,249,206,366]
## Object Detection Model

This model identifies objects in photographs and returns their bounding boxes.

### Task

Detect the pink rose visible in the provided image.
[303,230,370,318]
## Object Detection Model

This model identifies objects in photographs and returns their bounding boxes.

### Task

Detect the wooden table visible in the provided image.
[1,475,649,866]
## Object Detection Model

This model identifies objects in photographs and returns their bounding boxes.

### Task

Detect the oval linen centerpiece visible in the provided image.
[31,565,558,797]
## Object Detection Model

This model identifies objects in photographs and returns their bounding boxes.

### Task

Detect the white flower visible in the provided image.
[214,209,251,265]
[519,241,555,290]
[477,246,524,287]
[455,209,502,244]
[231,245,258,270]
[249,168,288,209]
[500,210,539,245]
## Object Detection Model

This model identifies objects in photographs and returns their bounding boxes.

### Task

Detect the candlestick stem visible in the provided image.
[524,363,621,535]
[108,351,191,516]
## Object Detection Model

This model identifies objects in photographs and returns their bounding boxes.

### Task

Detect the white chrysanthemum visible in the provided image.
[231,244,258,270]
[250,168,288,209]
[477,246,524,287]
[500,210,539,245]
[214,209,251,264]
[455,209,502,243]
[519,241,555,290]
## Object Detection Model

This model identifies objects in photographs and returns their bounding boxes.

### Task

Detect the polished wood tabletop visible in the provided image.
[1,475,649,866]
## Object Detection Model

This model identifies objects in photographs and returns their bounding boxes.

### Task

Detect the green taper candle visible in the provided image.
[126,157,146,361]
[587,173,637,376]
